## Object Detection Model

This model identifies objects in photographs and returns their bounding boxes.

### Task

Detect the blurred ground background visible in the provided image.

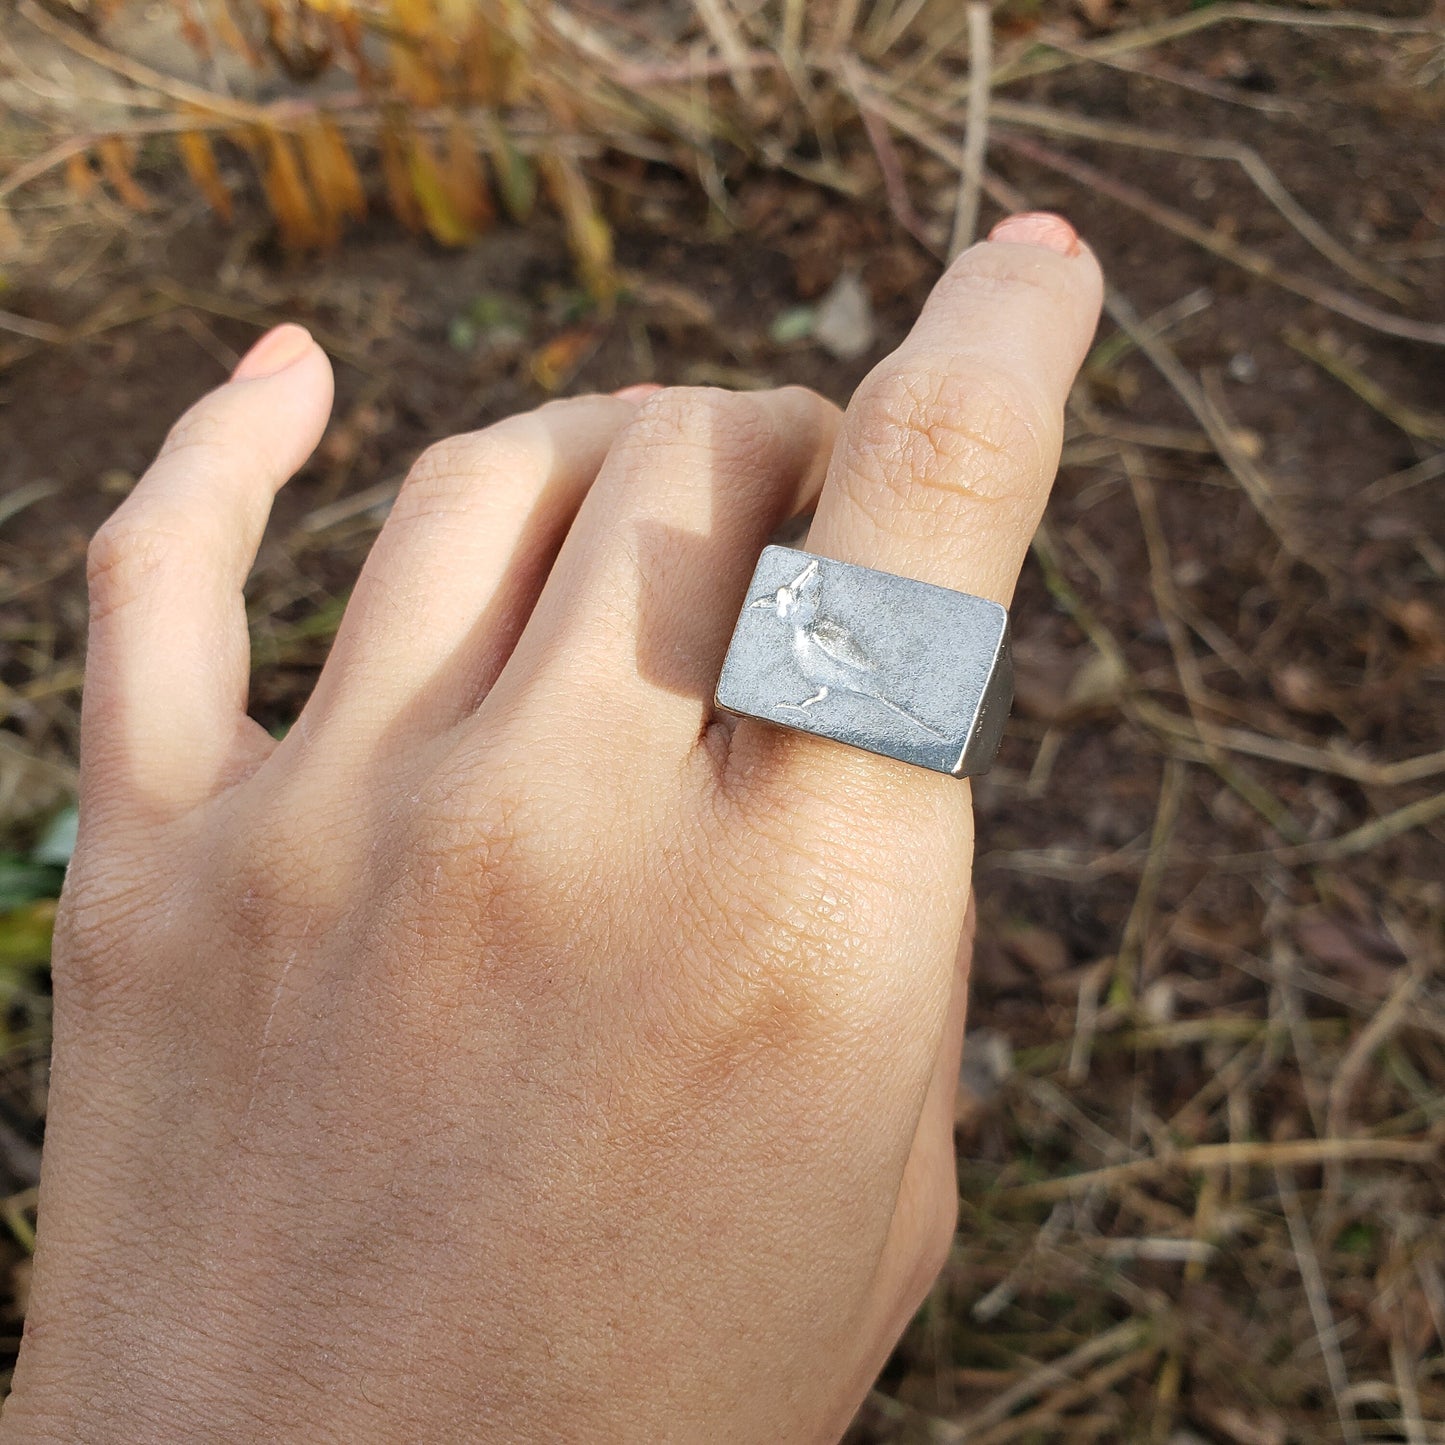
[1,1,1444,1440]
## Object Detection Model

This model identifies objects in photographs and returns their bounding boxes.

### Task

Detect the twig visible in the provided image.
[17,0,264,123]
[998,1136,1438,1203]
[1390,1333,1430,1445]
[1275,1164,1363,1445]
[1023,1077,1136,1164]
[1112,755,1187,1003]
[1103,288,1300,554]
[982,99,1407,300]
[1326,965,1422,1144]
[959,1343,1159,1445]
[980,846,1152,881]
[970,1203,1071,1324]
[779,0,805,69]
[939,1320,1149,1439]
[0,104,606,205]
[0,115,230,200]
[996,4,1445,91]
[0,1189,38,1253]
[0,480,62,531]
[1123,445,1218,725]
[994,132,1445,347]
[1322,947,1424,1210]
[0,309,66,343]
[1221,790,1445,869]
[1066,960,1106,1085]
[837,56,937,253]
[299,479,403,534]
[0,21,168,115]
[1186,929,1445,1035]
[880,3,979,96]
[948,4,992,261]
[1417,1259,1445,1351]
[980,166,1028,214]
[1361,450,1445,504]
[833,66,1020,215]
[692,0,757,104]
[828,0,865,53]
[149,279,374,372]
[1168,1035,1266,1139]
[1033,521,1312,843]
[1286,328,1445,442]
[1140,712,1445,790]
[859,0,932,58]
[1270,929,1328,1138]
[1083,284,1214,374]
[1060,44,1307,117]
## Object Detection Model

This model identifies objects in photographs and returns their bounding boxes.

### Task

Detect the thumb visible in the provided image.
[82,325,334,823]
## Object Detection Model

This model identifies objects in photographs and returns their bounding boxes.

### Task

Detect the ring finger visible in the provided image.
[730,212,1103,819]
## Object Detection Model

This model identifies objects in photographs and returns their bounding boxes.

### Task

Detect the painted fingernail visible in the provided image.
[987,212,1082,257]
[232,323,315,381]
[613,382,662,401]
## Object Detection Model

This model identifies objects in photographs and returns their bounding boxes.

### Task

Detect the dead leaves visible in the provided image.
[300,116,367,234]
[95,136,153,212]
[258,128,324,250]
[539,152,617,309]
[56,0,619,297]
[177,131,233,222]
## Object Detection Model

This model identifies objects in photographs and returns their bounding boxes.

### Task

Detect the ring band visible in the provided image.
[715,546,1013,778]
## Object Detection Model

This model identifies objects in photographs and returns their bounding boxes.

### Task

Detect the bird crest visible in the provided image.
[749,559,820,619]
[746,555,948,741]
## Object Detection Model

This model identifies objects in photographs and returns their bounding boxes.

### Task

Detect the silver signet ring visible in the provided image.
[715,546,1013,778]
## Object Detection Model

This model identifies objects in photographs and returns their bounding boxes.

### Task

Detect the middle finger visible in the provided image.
[480,386,841,772]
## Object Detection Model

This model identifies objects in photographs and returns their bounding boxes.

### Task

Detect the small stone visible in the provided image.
[811,270,876,361]
[957,1028,1013,1118]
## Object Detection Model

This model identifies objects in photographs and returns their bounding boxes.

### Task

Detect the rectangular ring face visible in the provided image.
[715,546,1012,777]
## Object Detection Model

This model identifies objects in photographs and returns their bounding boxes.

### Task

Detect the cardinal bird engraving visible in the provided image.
[748,559,947,740]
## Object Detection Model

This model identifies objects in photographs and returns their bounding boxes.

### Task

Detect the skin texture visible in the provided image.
[4,215,1103,1443]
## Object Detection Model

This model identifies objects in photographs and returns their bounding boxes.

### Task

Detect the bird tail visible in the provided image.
[867,692,949,740]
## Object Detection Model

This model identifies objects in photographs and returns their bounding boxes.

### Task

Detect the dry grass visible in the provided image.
[2,1,1444,1439]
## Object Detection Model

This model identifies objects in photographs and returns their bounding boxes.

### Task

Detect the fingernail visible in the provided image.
[613,382,662,401]
[987,212,1081,257]
[232,323,315,381]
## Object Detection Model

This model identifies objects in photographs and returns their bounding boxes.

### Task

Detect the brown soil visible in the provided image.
[2,8,1443,1441]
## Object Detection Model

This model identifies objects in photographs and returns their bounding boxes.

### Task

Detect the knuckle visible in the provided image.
[86,511,186,621]
[941,240,1073,306]
[52,865,169,1004]
[618,386,771,464]
[846,361,1054,518]
[414,773,519,890]
[383,759,626,1008]
[156,401,235,463]
[394,419,552,530]
[777,382,832,411]
[661,841,885,1083]
[405,759,562,944]
[534,392,609,420]
[210,802,344,952]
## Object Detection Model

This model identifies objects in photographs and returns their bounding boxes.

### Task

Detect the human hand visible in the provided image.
[5,213,1101,1443]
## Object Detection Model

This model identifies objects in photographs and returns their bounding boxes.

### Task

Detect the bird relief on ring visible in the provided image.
[746,559,948,741]
[715,545,1013,777]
